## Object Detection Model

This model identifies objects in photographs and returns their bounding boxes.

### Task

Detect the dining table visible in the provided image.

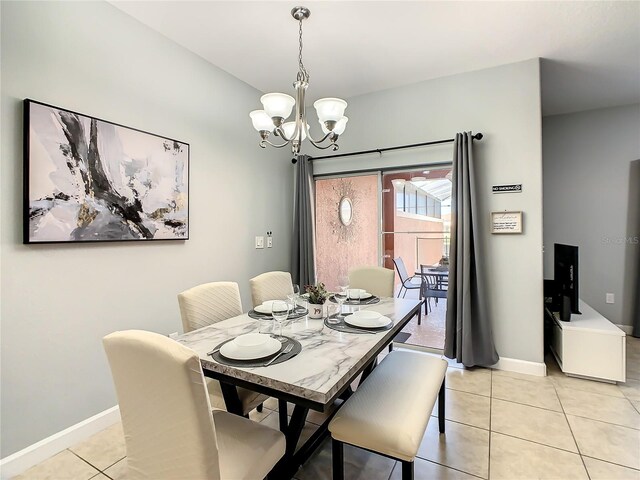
[175,296,422,479]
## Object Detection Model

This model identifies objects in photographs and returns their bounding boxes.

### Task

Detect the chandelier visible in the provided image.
[249,6,348,156]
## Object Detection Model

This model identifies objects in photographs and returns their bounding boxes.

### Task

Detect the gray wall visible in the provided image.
[315,59,545,366]
[0,1,292,457]
[543,104,640,327]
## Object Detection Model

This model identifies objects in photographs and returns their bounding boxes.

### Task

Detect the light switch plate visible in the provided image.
[255,236,264,249]
[606,293,614,304]
[267,237,273,248]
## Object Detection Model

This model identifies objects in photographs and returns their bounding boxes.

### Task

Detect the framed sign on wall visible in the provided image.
[24,99,189,244]
[491,211,523,234]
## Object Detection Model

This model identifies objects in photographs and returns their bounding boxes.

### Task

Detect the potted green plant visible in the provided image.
[305,283,328,319]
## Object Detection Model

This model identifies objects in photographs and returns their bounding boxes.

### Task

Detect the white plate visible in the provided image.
[344,290,373,300]
[344,313,392,329]
[220,336,282,360]
[255,301,290,315]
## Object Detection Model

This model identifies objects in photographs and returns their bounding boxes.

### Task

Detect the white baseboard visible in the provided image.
[0,406,120,479]
[616,324,634,335]
[491,356,547,377]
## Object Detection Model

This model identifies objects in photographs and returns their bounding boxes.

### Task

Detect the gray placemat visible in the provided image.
[248,305,308,321]
[323,314,393,334]
[328,294,380,306]
[209,336,302,368]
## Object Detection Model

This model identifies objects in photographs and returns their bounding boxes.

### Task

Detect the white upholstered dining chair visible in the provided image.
[178,282,268,415]
[249,271,294,307]
[103,330,285,480]
[348,266,395,298]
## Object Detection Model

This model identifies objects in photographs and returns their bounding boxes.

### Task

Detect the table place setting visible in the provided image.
[207,332,302,368]
[248,300,308,321]
[329,288,380,306]
[324,309,393,334]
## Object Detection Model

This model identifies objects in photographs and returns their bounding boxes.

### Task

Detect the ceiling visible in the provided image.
[111,1,640,116]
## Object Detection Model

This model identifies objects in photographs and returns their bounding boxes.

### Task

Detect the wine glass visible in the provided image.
[336,276,350,319]
[288,284,301,311]
[271,300,290,341]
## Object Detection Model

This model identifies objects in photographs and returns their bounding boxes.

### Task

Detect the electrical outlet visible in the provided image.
[255,236,264,249]
[606,293,615,304]
[267,237,273,248]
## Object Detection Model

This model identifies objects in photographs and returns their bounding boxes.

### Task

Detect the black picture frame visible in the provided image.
[23,99,190,244]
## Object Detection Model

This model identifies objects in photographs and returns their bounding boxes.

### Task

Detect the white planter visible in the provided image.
[307,303,325,319]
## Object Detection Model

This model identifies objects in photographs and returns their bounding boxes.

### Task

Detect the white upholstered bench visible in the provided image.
[328,350,448,480]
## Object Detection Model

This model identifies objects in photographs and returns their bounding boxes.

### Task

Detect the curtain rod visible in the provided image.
[291,132,483,164]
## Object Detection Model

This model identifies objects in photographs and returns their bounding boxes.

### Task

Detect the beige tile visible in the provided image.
[296,438,395,480]
[549,373,626,398]
[491,368,553,385]
[14,450,99,480]
[389,457,478,480]
[431,389,490,430]
[491,398,577,452]
[103,458,128,480]
[262,397,294,414]
[89,475,110,480]
[445,367,491,397]
[631,399,640,413]
[556,387,640,429]
[582,457,640,480]
[491,374,562,412]
[567,415,640,469]
[248,405,272,422]
[69,423,126,471]
[489,433,588,480]
[417,419,489,478]
[619,378,640,402]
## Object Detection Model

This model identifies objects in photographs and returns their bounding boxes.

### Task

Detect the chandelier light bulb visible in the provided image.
[283,121,308,141]
[249,110,275,132]
[260,93,295,123]
[314,98,348,123]
[320,116,348,135]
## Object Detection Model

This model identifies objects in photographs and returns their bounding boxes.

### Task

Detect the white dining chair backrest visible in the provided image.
[249,271,294,307]
[348,266,395,298]
[178,282,243,333]
[103,330,221,480]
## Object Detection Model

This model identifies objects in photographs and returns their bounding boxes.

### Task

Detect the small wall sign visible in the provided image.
[492,184,522,193]
[491,211,523,234]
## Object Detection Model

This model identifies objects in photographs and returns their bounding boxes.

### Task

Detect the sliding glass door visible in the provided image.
[314,165,452,350]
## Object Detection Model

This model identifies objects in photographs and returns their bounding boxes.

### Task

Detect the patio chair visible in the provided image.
[420,265,448,314]
[393,257,422,298]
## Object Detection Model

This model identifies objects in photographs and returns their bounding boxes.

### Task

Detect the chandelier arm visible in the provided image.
[306,130,335,146]
[306,139,339,151]
[260,138,292,149]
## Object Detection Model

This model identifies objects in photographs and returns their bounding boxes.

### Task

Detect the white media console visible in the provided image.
[549,299,626,383]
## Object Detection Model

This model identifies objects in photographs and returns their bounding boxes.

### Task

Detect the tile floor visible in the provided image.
[13,337,640,480]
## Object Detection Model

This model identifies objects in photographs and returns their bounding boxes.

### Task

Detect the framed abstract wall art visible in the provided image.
[23,99,189,244]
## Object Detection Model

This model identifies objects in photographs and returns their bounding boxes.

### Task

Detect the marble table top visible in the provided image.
[175,297,421,410]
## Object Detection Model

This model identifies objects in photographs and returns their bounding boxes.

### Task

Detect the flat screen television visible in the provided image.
[554,243,581,314]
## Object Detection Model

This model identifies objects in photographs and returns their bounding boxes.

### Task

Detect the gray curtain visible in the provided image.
[444,133,499,367]
[291,155,316,287]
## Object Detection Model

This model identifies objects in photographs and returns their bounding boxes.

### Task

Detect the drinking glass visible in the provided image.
[288,284,301,311]
[337,276,349,318]
[271,300,290,341]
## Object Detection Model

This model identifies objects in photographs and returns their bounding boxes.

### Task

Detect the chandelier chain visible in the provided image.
[297,18,310,83]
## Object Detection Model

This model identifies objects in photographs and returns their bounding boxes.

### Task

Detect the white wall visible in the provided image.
[543,104,640,327]
[0,1,292,457]
[315,59,545,365]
